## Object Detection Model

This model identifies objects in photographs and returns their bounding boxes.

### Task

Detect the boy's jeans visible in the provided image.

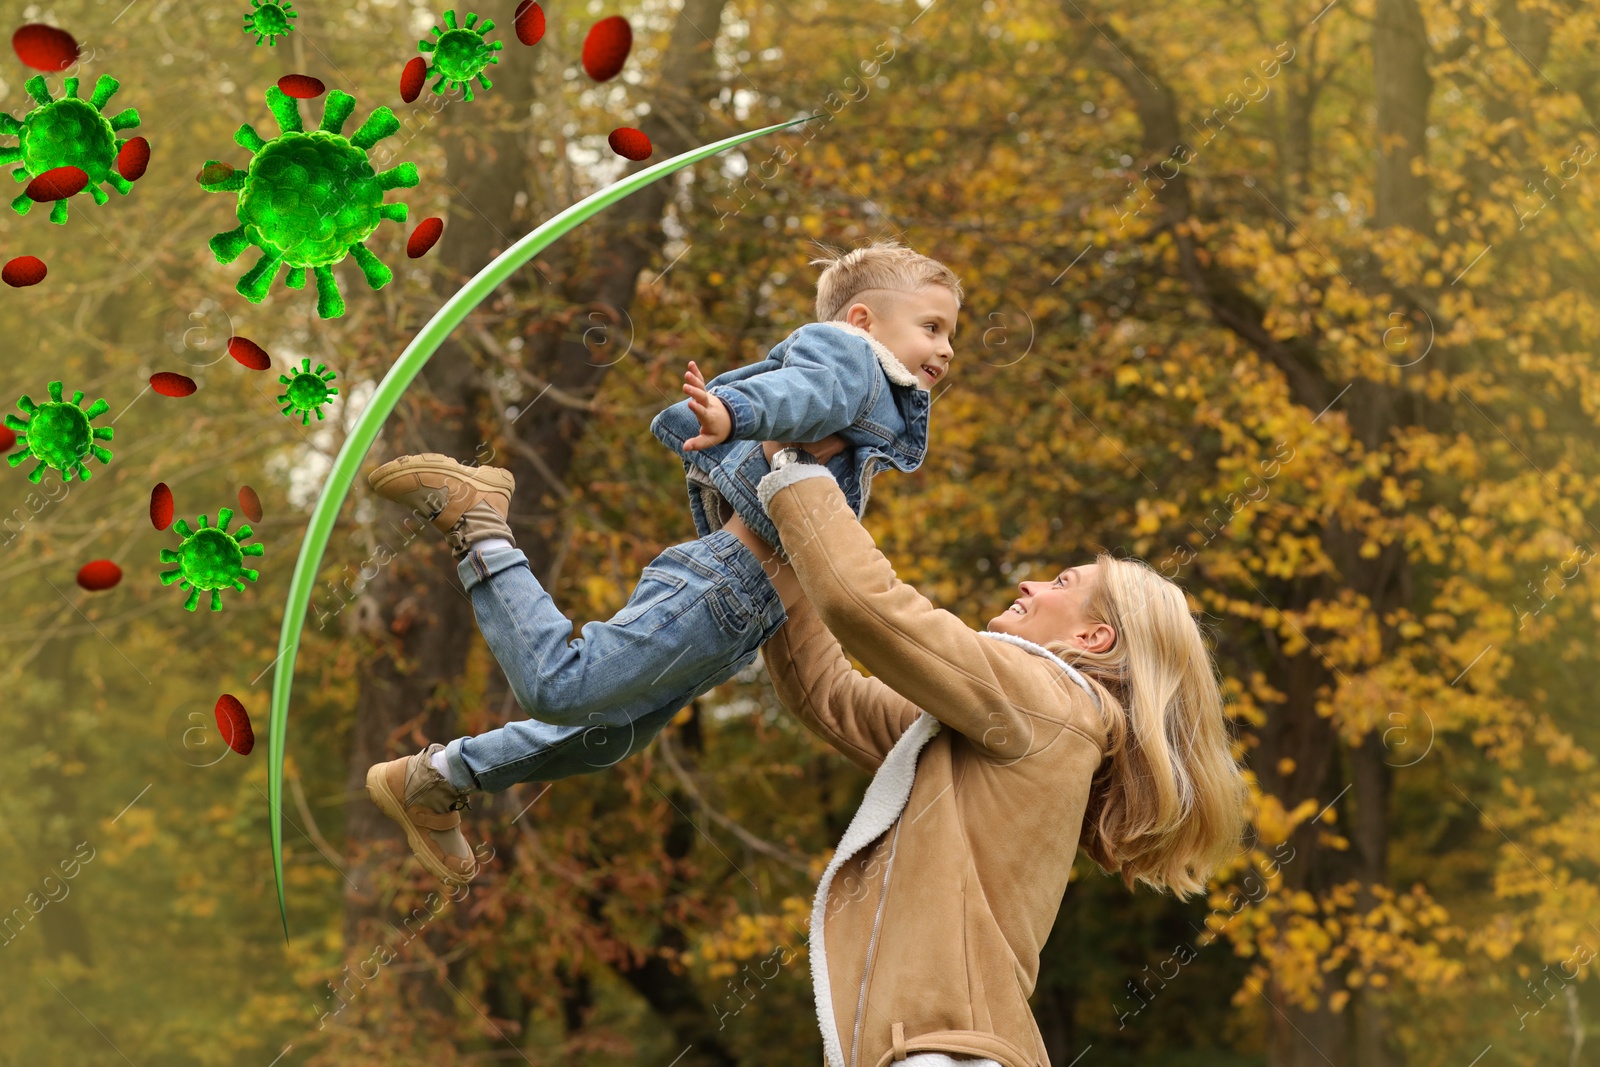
[440,529,787,793]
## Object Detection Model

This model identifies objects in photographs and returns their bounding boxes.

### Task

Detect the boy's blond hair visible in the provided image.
[809,239,964,322]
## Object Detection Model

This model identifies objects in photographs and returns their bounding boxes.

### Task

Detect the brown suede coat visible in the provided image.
[756,465,1110,1067]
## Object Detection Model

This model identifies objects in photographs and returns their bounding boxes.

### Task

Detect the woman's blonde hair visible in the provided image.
[1042,553,1249,900]
[808,238,964,322]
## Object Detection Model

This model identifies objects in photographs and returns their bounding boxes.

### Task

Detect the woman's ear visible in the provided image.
[1081,622,1116,655]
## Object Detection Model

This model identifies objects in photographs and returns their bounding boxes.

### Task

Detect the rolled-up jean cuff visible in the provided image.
[441,737,479,793]
[457,541,531,591]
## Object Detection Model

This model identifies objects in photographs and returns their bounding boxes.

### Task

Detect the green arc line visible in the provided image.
[268,116,813,939]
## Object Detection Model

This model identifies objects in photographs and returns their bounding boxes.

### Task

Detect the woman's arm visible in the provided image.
[727,504,919,770]
[757,465,1097,760]
[760,577,922,771]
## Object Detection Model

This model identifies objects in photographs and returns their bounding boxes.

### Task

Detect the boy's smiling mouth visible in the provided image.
[921,364,942,381]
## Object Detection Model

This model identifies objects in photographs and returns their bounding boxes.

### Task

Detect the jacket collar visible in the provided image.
[977,629,1103,710]
[812,320,928,392]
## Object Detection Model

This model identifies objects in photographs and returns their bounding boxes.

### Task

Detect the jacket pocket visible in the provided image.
[961,880,993,1034]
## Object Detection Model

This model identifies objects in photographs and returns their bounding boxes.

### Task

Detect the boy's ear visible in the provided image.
[845,302,872,330]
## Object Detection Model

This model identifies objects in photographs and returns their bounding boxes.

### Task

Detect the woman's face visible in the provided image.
[986,562,1115,653]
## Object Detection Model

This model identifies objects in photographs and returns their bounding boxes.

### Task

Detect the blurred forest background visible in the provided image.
[3,0,1599,1064]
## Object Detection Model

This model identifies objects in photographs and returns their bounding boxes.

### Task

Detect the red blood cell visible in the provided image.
[2,256,47,287]
[400,56,427,104]
[150,482,174,530]
[0,425,14,452]
[150,371,197,397]
[227,335,272,371]
[213,694,255,756]
[12,24,79,72]
[277,73,326,99]
[607,127,652,161]
[197,161,235,185]
[582,15,632,81]
[406,216,443,259]
[238,485,264,523]
[76,559,122,591]
[514,0,545,45]
[115,136,151,182]
[25,165,88,202]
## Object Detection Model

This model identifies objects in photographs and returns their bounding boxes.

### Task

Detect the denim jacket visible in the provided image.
[650,320,931,557]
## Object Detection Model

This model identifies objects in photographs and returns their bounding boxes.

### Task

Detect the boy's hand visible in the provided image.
[682,360,733,452]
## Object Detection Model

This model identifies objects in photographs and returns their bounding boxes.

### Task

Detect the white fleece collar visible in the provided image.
[812,320,928,392]
[976,629,1103,710]
[809,712,941,1067]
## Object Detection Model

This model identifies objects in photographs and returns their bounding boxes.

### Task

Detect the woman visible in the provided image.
[724,441,1249,1067]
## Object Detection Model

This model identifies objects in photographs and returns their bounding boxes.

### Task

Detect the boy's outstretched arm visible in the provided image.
[682,362,845,460]
[679,323,882,449]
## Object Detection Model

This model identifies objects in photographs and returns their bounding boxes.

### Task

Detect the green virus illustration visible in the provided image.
[0,75,141,224]
[6,381,114,484]
[199,86,419,319]
[243,0,297,45]
[160,507,265,612]
[418,10,504,102]
[277,358,339,424]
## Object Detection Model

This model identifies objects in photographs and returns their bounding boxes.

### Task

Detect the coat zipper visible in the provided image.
[850,817,903,1067]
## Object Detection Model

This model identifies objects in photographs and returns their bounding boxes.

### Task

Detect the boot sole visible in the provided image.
[365,762,475,887]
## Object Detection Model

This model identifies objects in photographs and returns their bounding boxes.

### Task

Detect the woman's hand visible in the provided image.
[762,434,846,465]
[682,360,732,452]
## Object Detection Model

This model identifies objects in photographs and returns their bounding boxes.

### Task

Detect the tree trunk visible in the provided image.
[1373,0,1432,233]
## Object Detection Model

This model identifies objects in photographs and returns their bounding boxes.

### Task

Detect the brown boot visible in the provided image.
[365,743,480,886]
[367,453,516,557]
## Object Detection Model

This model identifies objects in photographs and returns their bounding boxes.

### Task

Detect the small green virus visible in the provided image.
[6,381,114,484]
[419,10,504,102]
[277,358,339,424]
[160,507,264,612]
[199,87,419,319]
[0,75,141,224]
[243,0,297,45]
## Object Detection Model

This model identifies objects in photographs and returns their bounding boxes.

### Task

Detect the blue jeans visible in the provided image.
[440,529,787,793]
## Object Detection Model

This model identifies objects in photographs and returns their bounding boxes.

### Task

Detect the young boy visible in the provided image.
[364,240,962,886]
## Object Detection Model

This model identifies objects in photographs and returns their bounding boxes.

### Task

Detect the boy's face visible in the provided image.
[843,285,959,389]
